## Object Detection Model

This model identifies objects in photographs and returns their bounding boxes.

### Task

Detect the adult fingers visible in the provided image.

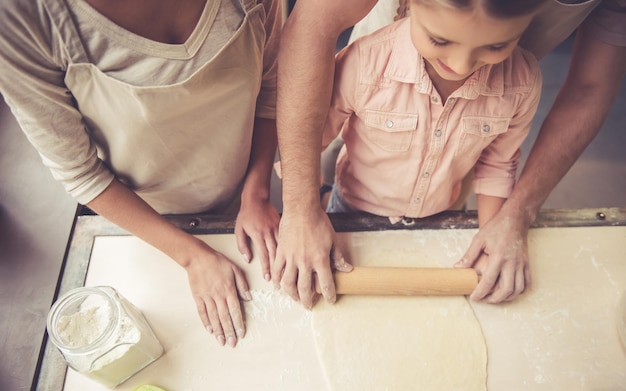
[314,245,350,303]
[524,265,532,290]
[232,264,252,302]
[246,231,271,282]
[332,245,353,273]
[216,297,237,348]
[227,294,245,342]
[258,231,277,282]
[270,250,286,290]
[469,254,499,301]
[265,232,278,279]
[234,224,252,264]
[281,262,300,302]
[502,262,531,302]
[484,266,515,304]
[297,267,315,309]
[204,299,225,346]
[455,235,485,268]
[194,295,212,334]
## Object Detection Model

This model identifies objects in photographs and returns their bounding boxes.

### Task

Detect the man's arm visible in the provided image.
[458,23,626,303]
[273,0,376,309]
[510,24,625,224]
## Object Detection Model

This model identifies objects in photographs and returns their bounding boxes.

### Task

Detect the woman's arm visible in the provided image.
[233,0,283,281]
[87,180,251,347]
[235,117,280,281]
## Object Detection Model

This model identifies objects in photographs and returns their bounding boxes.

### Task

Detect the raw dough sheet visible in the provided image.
[60,227,626,390]
[312,231,487,391]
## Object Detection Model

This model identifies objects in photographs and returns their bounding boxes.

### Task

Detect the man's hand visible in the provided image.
[455,209,531,303]
[272,207,352,309]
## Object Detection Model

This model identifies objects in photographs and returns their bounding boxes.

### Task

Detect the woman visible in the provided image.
[0,0,283,348]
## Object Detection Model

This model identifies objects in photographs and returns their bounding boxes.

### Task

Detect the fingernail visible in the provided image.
[236,328,245,338]
[243,291,252,301]
[227,336,236,347]
[217,335,226,346]
[336,259,352,271]
[264,273,270,281]
[242,253,250,263]
[206,325,213,334]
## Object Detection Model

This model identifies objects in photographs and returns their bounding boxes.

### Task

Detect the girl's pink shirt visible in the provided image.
[323,18,542,219]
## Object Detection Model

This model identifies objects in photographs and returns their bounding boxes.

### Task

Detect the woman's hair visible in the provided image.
[396,0,546,20]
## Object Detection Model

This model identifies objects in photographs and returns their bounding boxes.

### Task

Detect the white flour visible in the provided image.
[56,294,112,347]
[55,291,162,388]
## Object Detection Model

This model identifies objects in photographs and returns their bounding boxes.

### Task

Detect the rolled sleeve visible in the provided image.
[472,150,521,199]
[0,0,114,205]
[322,44,360,150]
[473,49,543,199]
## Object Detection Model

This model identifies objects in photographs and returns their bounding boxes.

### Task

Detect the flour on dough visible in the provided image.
[312,295,487,391]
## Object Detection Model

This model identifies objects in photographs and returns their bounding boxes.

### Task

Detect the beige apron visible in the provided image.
[56,0,266,214]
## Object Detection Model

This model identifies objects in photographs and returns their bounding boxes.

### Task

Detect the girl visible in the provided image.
[324,0,545,228]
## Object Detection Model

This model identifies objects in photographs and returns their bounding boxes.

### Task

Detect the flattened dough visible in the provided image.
[312,230,487,391]
[312,295,487,391]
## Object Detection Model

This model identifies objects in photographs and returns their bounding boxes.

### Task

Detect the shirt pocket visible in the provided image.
[363,110,418,152]
[456,116,510,158]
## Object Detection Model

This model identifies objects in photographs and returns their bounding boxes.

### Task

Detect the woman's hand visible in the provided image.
[185,240,252,347]
[235,197,280,282]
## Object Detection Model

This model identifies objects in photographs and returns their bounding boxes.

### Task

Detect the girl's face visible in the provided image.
[409,3,535,81]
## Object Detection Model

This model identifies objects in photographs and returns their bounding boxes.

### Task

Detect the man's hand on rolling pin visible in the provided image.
[272,208,353,309]
[454,211,531,303]
[184,241,251,348]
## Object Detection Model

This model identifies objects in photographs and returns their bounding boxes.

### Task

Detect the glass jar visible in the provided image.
[47,286,164,388]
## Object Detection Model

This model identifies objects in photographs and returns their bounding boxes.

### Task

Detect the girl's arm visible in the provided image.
[476,194,506,227]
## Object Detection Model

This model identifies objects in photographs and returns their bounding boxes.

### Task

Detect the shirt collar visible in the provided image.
[384,18,504,99]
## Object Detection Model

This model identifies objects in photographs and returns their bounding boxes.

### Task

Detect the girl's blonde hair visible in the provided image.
[396,0,546,20]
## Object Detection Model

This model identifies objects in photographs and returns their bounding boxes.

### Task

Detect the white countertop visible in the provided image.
[51,224,626,390]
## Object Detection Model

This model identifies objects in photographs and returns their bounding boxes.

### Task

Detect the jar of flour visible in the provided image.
[47,286,164,388]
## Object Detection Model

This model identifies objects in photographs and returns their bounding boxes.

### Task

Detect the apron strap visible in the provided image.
[242,0,260,12]
[40,0,90,65]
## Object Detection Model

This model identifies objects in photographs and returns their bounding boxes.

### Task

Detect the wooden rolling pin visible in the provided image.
[334,266,478,296]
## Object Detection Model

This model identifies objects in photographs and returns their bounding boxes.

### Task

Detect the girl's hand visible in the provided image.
[185,242,251,347]
[235,197,280,282]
